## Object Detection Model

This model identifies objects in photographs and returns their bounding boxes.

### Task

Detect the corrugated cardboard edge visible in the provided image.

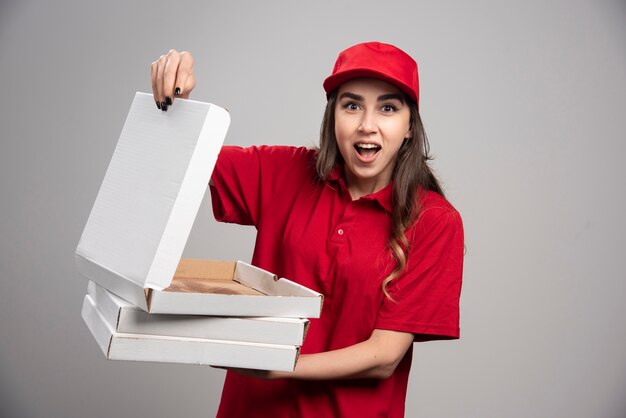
[302,320,311,344]
[293,346,301,371]
[146,288,154,312]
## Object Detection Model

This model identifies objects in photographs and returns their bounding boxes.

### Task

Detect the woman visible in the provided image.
[151,42,463,418]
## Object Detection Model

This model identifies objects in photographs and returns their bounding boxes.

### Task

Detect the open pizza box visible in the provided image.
[75,92,323,318]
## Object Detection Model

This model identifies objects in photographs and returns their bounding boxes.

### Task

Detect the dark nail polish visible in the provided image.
[156,101,161,109]
[174,87,181,96]
[165,96,172,105]
[161,102,168,111]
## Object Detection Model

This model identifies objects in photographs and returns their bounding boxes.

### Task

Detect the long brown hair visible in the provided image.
[316,91,444,300]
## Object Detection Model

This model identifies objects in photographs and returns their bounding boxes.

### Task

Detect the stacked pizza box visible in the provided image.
[77,93,323,371]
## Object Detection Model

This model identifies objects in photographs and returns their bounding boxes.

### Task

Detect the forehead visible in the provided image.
[336,77,403,98]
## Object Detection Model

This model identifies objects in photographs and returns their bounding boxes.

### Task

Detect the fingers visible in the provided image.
[150,49,195,111]
[155,54,167,109]
[162,50,181,108]
[174,51,195,100]
[150,61,159,109]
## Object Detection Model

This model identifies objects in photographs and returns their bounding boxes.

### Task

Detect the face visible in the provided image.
[334,78,411,196]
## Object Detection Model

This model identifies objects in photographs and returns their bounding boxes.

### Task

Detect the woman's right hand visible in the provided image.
[150,49,196,111]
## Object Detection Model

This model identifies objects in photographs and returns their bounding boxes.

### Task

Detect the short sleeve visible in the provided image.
[209,145,315,227]
[210,146,262,225]
[375,205,464,341]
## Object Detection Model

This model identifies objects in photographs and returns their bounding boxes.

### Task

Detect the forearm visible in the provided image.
[285,343,393,380]
[274,329,414,380]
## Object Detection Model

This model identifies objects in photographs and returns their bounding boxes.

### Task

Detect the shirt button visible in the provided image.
[337,229,344,235]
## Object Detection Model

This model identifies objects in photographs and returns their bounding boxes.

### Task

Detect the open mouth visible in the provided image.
[354,143,381,159]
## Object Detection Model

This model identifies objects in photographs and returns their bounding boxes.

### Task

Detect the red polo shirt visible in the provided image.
[210,145,463,418]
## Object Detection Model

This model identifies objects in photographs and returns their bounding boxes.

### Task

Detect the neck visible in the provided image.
[344,171,391,200]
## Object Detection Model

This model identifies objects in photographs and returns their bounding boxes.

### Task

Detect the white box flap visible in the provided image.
[75,92,230,299]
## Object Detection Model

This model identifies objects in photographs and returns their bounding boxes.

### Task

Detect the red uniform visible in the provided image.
[210,145,463,418]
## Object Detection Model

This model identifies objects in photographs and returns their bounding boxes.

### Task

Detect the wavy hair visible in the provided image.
[316,91,444,300]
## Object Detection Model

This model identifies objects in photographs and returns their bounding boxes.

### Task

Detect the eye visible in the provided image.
[381,104,397,112]
[342,102,360,111]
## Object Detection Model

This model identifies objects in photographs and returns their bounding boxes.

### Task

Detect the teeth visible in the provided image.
[356,143,380,149]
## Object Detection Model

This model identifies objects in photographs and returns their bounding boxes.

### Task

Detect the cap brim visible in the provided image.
[323,69,417,103]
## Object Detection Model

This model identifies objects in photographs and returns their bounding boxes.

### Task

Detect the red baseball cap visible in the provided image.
[323,42,419,104]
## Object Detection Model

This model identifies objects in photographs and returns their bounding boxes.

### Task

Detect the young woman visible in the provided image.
[151,42,464,418]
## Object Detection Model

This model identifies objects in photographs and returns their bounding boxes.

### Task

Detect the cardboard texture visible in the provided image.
[89,281,309,346]
[82,295,300,371]
[74,92,323,318]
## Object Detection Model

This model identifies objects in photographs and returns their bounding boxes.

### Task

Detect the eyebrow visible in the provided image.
[377,93,405,103]
[339,92,364,101]
[338,92,405,103]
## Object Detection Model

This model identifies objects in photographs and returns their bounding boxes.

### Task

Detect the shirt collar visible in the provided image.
[327,164,394,214]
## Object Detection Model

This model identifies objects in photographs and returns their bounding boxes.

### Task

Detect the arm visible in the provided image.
[228,329,414,380]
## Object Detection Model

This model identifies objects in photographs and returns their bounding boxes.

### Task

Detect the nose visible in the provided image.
[358,109,378,134]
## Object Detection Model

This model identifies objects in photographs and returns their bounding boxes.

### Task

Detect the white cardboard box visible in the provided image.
[75,92,322,317]
[88,281,309,346]
[82,294,300,371]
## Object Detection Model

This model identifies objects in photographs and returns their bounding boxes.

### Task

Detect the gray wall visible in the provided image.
[1,0,625,417]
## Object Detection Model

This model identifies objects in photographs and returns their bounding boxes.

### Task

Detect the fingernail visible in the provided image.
[156,101,161,110]
[161,102,168,111]
[174,87,181,96]
[165,96,172,105]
